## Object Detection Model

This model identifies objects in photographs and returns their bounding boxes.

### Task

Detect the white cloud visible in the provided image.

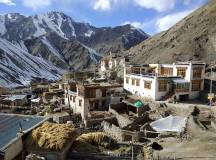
[22,0,53,10]
[0,0,15,5]
[122,21,144,29]
[156,8,195,32]
[121,19,157,35]
[133,0,176,12]
[93,0,112,11]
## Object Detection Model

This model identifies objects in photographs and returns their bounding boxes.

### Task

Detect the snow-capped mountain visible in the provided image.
[0,11,149,87]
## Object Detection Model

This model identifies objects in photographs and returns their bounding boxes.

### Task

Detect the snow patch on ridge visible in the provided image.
[32,12,76,39]
[84,30,95,37]
[33,16,46,37]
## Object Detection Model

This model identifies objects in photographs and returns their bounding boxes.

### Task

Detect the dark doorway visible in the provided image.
[124,134,132,141]
[179,94,189,101]
[94,101,99,110]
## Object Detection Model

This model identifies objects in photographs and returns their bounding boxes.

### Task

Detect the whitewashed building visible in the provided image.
[124,62,205,101]
[100,57,118,72]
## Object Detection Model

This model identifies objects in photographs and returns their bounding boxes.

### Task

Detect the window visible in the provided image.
[102,89,106,97]
[132,79,135,85]
[161,67,173,76]
[131,67,141,74]
[79,99,82,106]
[85,89,96,98]
[158,80,167,92]
[192,80,202,91]
[126,77,129,84]
[70,96,73,100]
[73,96,76,102]
[177,68,186,78]
[136,79,140,86]
[193,67,202,78]
[144,81,151,89]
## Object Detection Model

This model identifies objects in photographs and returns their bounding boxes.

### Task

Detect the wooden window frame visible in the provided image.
[132,79,135,86]
[161,67,173,76]
[136,79,140,86]
[193,67,202,79]
[192,80,202,91]
[144,81,152,89]
[126,77,129,84]
[177,67,186,78]
[158,80,167,92]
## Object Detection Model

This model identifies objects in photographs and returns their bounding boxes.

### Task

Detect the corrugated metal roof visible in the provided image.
[3,95,27,101]
[0,114,47,152]
[172,79,190,84]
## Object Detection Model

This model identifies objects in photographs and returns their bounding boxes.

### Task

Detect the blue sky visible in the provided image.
[0,0,208,35]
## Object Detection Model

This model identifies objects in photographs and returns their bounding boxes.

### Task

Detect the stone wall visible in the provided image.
[143,145,153,160]
[84,116,115,128]
[102,121,141,142]
[109,105,133,128]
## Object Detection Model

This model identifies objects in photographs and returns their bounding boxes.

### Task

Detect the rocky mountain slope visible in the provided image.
[130,1,216,64]
[0,11,149,87]
[0,11,149,54]
[0,38,63,88]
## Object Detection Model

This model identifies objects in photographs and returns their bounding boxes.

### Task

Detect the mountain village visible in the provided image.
[0,1,216,160]
[0,52,216,160]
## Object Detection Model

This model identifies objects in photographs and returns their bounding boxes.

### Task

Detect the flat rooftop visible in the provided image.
[126,73,184,79]
[0,114,48,152]
[78,82,122,88]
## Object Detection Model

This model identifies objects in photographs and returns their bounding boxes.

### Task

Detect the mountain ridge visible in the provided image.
[0,11,149,87]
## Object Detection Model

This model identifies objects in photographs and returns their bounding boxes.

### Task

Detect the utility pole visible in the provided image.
[210,65,213,106]
[209,53,215,106]
[131,140,134,160]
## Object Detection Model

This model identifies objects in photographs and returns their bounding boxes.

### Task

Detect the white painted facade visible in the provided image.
[101,59,118,72]
[124,62,205,101]
[124,74,170,100]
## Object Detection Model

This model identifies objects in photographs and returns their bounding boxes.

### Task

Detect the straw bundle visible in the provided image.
[75,132,116,147]
[27,122,79,151]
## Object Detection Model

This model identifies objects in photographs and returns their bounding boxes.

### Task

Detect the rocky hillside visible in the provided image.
[0,38,63,88]
[130,1,216,64]
[0,11,149,87]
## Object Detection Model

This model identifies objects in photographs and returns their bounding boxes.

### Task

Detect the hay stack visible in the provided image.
[75,132,116,148]
[27,122,79,151]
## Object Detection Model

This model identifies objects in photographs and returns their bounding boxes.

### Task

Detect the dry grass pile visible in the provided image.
[73,132,117,152]
[27,122,79,151]
[76,132,109,145]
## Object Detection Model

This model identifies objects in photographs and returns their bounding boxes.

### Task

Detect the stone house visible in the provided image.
[2,95,28,106]
[65,82,122,120]
[0,86,8,95]
[62,71,94,82]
